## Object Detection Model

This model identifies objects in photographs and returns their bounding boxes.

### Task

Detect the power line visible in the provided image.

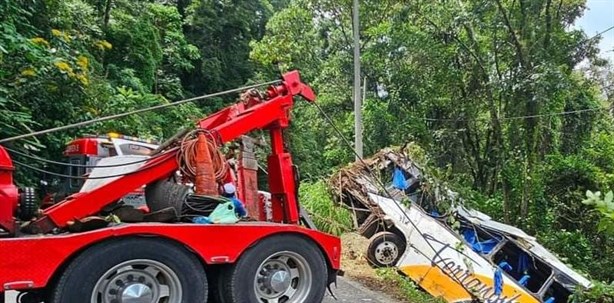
[585,25,614,43]
[421,107,608,123]
[4,146,165,168]
[0,80,280,144]
[312,101,480,300]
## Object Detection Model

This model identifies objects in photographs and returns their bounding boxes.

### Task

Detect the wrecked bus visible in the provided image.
[331,145,591,303]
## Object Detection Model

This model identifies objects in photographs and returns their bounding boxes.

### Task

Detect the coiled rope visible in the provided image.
[176,129,228,183]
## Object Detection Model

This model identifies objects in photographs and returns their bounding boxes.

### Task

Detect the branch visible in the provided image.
[330,5,353,50]
[544,0,553,49]
[495,0,525,65]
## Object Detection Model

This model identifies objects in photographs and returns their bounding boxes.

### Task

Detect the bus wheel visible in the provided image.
[367,232,406,268]
[48,238,207,303]
[222,235,327,303]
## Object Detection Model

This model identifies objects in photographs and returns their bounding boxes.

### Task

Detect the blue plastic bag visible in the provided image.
[392,167,408,190]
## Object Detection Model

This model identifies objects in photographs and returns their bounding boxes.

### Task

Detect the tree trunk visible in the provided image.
[103,0,113,29]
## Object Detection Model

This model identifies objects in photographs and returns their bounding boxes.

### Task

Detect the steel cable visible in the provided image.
[0,80,280,144]
[4,146,166,168]
[12,147,178,179]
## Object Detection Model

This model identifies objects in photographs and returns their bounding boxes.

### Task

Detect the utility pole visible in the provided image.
[352,0,363,159]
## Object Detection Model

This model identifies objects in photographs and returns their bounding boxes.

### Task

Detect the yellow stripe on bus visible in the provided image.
[399,265,539,303]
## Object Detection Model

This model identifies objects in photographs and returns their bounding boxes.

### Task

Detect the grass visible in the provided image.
[375,268,446,303]
[299,180,353,236]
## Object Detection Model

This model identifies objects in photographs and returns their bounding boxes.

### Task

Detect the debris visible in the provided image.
[330,143,592,303]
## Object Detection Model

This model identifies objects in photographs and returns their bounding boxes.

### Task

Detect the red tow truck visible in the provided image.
[0,71,341,303]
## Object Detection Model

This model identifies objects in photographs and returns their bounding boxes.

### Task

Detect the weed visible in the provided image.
[299,180,353,236]
[375,267,445,303]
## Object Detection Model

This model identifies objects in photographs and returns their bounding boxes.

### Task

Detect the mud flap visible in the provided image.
[300,206,317,230]
[326,269,341,300]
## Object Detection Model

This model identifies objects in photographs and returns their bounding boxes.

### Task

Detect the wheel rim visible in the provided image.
[253,251,312,303]
[91,259,182,303]
[374,241,399,265]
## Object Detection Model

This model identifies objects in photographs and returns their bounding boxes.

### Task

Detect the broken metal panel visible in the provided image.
[330,144,592,303]
[370,193,539,303]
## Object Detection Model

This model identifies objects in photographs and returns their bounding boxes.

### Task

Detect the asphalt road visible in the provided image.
[323,276,402,303]
[5,276,400,303]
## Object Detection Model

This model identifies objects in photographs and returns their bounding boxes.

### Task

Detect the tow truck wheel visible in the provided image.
[367,231,406,268]
[221,235,327,303]
[48,238,207,303]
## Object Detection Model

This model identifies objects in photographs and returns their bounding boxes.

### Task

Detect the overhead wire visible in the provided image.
[0,80,280,144]
[421,107,607,122]
[312,102,481,300]
[2,79,279,178]
[4,146,165,168]
[585,25,614,43]
[11,148,177,180]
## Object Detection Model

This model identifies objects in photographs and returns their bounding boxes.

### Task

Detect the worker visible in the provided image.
[221,183,247,218]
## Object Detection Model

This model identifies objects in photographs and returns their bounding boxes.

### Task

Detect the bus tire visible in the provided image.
[367,231,406,268]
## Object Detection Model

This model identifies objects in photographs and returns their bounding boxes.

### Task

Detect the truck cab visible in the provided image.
[40,134,158,208]
[62,133,158,194]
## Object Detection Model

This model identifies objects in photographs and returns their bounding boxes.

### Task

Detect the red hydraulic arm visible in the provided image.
[27,71,315,234]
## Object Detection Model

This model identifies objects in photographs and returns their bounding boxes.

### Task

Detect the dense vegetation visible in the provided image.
[2,0,614,296]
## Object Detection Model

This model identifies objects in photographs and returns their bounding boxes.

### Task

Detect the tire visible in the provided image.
[221,234,328,303]
[206,265,230,303]
[18,187,39,221]
[367,231,406,268]
[145,179,190,214]
[48,238,207,303]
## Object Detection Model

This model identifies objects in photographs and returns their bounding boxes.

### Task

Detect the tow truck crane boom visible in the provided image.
[0,70,340,303]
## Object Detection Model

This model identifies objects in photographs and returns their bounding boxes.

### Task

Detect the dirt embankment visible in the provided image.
[340,233,413,303]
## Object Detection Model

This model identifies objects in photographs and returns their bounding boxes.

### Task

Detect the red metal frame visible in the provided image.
[0,70,340,293]
[0,146,18,235]
[28,71,314,233]
[0,223,340,290]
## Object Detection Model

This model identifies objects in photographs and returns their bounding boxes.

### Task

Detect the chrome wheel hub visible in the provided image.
[268,269,291,292]
[375,241,399,265]
[91,259,182,303]
[122,283,154,303]
[254,252,312,303]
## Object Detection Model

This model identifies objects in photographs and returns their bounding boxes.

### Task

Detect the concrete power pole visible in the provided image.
[352,0,363,159]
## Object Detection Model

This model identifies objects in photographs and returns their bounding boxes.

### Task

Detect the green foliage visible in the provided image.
[573,280,614,303]
[375,268,445,303]
[2,0,614,296]
[251,0,614,286]
[298,180,353,236]
[583,190,614,235]
[183,0,279,96]
[0,0,205,185]
[538,229,594,274]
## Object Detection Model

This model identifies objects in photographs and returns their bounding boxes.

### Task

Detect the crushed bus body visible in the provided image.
[331,144,591,303]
